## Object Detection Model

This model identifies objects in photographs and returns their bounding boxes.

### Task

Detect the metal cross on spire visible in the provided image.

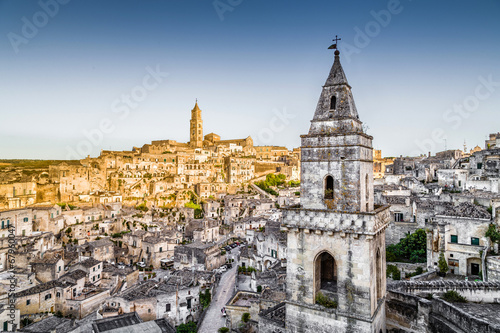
[328,35,341,50]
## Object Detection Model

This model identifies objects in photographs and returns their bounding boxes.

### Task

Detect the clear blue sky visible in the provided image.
[1,0,499,159]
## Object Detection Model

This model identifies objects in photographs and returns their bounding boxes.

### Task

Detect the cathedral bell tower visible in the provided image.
[189,101,203,148]
[281,42,390,333]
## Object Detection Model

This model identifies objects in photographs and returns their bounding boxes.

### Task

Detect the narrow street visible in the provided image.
[197,248,239,333]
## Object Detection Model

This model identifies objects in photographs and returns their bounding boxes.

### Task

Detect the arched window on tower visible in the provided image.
[330,95,337,110]
[324,175,334,199]
[314,251,337,304]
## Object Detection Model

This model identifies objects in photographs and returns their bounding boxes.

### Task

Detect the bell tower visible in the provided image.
[189,101,203,148]
[282,41,390,333]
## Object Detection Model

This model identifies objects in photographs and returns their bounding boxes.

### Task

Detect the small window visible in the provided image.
[324,175,334,199]
[166,304,171,312]
[148,309,151,313]
[451,235,458,243]
[477,163,483,169]
[330,95,337,110]
[26,300,31,306]
[187,298,192,309]
[394,213,404,222]
[56,292,61,298]
[471,237,480,246]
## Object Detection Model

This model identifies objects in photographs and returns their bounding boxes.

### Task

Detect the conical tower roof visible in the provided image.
[324,50,350,87]
[308,49,362,135]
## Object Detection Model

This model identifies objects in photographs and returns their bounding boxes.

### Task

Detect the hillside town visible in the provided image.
[2,50,500,333]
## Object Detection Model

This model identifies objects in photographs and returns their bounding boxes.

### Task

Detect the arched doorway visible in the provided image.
[314,251,337,300]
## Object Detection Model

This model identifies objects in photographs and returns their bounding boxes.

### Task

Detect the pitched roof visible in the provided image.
[92,312,142,333]
[77,257,102,268]
[14,280,74,297]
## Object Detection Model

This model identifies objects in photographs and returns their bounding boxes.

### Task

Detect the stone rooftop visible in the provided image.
[86,238,114,248]
[59,269,87,281]
[453,303,500,327]
[92,312,142,332]
[183,241,216,249]
[20,316,75,333]
[228,291,260,307]
[14,280,75,297]
[78,257,102,268]
[440,202,491,220]
[102,263,134,276]
[143,236,165,244]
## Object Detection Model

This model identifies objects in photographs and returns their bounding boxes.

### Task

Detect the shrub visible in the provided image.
[386,265,401,280]
[218,328,229,333]
[438,251,448,276]
[315,292,337,308]
[200,289,211,309]
[136,202,148,212]
[442,290,467,303]
[257,285,262,293]
[241,312,251,323]
[176,321,197,333]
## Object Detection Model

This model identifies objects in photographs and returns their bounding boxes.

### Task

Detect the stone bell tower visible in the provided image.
[189,101,203,148]
[281,43,390,333]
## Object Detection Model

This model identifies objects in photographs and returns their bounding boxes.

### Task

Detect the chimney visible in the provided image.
[428,152,431,157]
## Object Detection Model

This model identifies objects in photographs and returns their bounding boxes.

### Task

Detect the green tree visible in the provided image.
[218,328,230,333]
[176,322,197,333]
[438,251,448,276]
[199,289,211,309]
[485,223,500,246]
[386,229,427,263]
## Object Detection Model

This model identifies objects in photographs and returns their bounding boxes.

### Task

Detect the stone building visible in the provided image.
[278,48,390,333]
[427,202,491,276]
[30,256,65,283]
[173,241,225,271]
[485,132,500,149]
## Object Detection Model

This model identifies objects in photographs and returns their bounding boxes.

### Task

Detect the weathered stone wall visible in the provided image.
[386,262,426,278]
[285,301,385,333]
[391,280,500,303]
[487,256,500,282]
[386,221,421,246]
[64,289,110,319]
[429,299,500,333]
[386,290,430,333]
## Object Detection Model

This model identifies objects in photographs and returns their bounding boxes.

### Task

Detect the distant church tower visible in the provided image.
[189,101,203,148]
[282,45,390,333]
